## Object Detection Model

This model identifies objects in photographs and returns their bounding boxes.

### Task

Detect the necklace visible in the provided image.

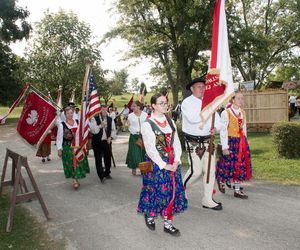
[154,118,167,128]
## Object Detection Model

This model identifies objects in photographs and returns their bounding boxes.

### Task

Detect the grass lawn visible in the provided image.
[181,132,300,186]
[0,194,65,250]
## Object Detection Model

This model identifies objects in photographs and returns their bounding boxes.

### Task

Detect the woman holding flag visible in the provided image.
[57,106,90,190]
[137,93,187,237]
[216,92,252,198]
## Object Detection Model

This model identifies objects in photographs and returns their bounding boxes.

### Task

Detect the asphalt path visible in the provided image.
[0,125,299,250]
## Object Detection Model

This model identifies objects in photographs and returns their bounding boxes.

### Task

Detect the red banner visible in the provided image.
[17,91,57,146]
[202,72,226,110]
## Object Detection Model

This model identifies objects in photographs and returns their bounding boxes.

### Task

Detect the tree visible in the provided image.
[227,0,300,89]
[129,77,140,93]
[104,0,216,105]
[0,0,31,105]
[110,69,129,95]
[25,10,102,104]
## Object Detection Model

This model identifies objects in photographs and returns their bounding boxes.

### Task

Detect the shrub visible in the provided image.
[271,122,300,159]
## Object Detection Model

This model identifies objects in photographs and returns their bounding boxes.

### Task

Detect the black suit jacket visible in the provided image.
[92,114,112,144]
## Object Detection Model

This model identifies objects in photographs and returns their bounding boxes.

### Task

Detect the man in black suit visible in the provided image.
[90,105,112,183]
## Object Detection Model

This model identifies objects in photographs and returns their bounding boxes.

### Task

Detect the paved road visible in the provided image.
[0,125,300,250]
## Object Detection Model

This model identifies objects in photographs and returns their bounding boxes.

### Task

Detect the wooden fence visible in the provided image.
[242,89,288,132]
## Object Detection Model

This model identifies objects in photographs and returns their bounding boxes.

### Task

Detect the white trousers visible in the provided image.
[184,145,218,207]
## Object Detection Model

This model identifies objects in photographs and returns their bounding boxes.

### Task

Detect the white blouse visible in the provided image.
[141,114,182,170]
[220,107,247,150]
[56,119,78,151]
[127,111,148,135]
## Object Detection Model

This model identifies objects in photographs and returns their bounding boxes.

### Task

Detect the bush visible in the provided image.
[271,122,300,159]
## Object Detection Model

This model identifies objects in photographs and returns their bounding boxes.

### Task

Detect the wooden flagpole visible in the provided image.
[206,112,215,184]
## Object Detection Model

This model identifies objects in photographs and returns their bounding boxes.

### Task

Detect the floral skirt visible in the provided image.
[62,145,90,179]
[216,136,252,183]
[137,164,188,218]
[126,134,146,169]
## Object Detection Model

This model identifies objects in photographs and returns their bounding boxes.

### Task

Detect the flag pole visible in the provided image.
[29,84,61,110]
[206,112,215,184]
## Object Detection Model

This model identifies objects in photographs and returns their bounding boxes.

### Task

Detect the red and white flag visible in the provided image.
[200,0,235,126]
[127,94,134,113]
[17,91,57,147]
[74,66,101,161]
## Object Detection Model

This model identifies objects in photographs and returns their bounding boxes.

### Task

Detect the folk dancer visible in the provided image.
[137,93,188,236]
[57,106,90,190]
[90,105,113,183]
[181,77,222,210]
[216,92,252,198]
[126,101,148,175]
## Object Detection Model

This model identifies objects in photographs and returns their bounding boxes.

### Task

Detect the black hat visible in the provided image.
[68,102,76,107]
[186,77,206,90]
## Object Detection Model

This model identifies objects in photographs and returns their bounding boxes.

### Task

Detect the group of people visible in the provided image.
[125,77,252,236]
[51,77,252,236]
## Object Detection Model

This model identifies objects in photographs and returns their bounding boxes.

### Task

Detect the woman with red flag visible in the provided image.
[137,93,187,237]
[216,92,252,199]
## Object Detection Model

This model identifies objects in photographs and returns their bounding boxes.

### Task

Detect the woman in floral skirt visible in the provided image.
[137,93,187,237]
[216,92,252,199]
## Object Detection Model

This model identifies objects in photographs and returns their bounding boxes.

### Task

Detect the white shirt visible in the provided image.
[109,112,117,139]
[56,119,77,150]
[127,111,148,135]
[89,115,108,140]
[123,107,130,117]
[220,107,247,150]
[289,96,296,104]
[181,94,221,136]
[73,112,80,121]
[141,115,182,170]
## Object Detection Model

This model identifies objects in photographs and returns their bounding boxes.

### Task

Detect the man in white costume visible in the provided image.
[181,77,222,210]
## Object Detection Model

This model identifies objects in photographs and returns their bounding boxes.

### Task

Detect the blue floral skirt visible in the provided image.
[216,136,252,183]
[137,164,188,218]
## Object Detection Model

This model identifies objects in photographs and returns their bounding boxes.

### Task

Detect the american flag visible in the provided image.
[74,69,101,161]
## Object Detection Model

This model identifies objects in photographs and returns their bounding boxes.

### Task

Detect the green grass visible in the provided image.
[181,132,300,185]
[0,194,65,250]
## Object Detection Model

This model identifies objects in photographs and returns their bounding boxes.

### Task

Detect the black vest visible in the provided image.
[92,114,112,144]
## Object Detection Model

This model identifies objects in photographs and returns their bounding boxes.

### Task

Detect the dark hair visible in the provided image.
[150,93,164,107]
[64,106,73,114]
[134,100,143,110]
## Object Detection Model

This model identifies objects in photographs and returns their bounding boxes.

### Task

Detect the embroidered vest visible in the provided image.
[147,119,175,162]
[226,108,246,138]
[62,122,74,146]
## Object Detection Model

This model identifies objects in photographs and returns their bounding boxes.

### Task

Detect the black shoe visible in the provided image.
[202,203,223,211]
[212,198,222,206]
[105,175,112,179]
[47,158,51,161]
[217,181,225,193]
[100,177,106,184]
[42,159,45,163]
[234,190,248,199]
[164,225,180,237]
[144,215,155,231]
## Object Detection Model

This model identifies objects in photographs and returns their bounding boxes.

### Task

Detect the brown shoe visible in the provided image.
[234,190,248,199]
[217,181,225,194]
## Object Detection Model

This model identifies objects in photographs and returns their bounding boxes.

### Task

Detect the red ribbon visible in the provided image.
[231,109,251,181]
[164,133,176,220]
